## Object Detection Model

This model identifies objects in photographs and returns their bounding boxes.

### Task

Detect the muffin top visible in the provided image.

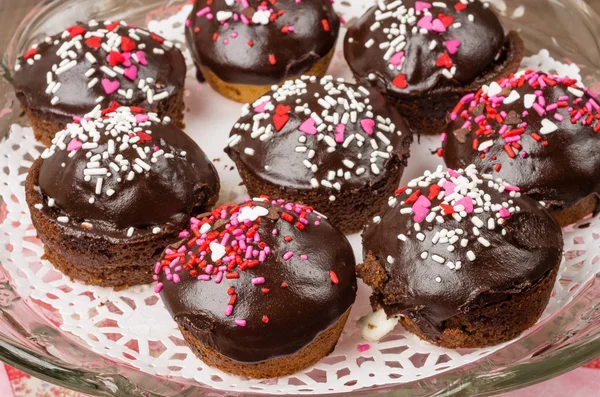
[344,0,505,96]
[361,165,563,339]
[225,76,412,201]
[157,198,357,363]
[32,105,219,239]
[441,71,600,213]
[13,20,186,124]
[185,0,340,85]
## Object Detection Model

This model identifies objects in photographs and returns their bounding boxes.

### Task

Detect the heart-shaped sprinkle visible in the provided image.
[360,118,375,135]
[540,118,558,134]
[335,124,345,143]
[254,100,270,113]
[503,90,521,104]
[123,65,138,81]
[108,51,125,66]
[415,1,431,12]
[389,51,404,66]
[121,52,132,67]
[66,26,86,38]
[209,242,226,261]
[299,118,317,135]
[524,94,536,109]
[431,18,447,32]
[436,52,452,68]
[486,82,503,97]
[137,131,152,142]
[504,110,522,125]
[237,206,269,222]
[438,14,454,28]
[273,113,289,131]
[445,40,461,55]
[101,78,120,95]
[443,181,456,195]
[85,37,101,49]
[106,21,121,31]
[135,51,148,66]
[453,128,470,143]
[455,2,467,11]
[121,36,136,52]
[417,15,433,30]
[392,73,408,89]
[67,138,82,152]
[275,104,291,115]
[456,197,473,213]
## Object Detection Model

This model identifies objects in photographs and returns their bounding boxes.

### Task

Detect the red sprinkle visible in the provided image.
[329,270,339,285]
[269,54,277,65]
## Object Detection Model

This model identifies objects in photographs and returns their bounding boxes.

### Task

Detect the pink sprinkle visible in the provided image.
[67,138,82,152]
[173,274,180,283]
[357,344,370,353]
[101,78,120,95]
[252,277,265,285]
[231,32,238,38]
[241,14,250,24]
[154,262,161,274]
[135,114,149,124]
[440,132,447,142]
[447,169,460,178]
[225,305,234,316]
[505,136,520,144]
[415,1,431,12]
[206,13,214,20]
[554,113,564,122]
[504,185,521,192]
[198,274,210,281]
[456,197,473,213]
[205,264,214,274]
[223,39,229,45]
[196,6,210,17]
[335,124,345,143]
[300,254,308,260]
[389,51,404,66]
[299,118,318,135]
[360,118,375,135]
[185,19,191,27]
[214,272,223,284]
[445,39,461,55]
[235,320,247,327]
[135,51,147,66]
[443,181,456,196]
[521,152,527,158]
[154,283,163,293]
[499,207,511,218]
[283,251,294,260]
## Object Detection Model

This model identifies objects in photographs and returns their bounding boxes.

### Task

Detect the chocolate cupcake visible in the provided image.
[156,198,357,378]
[440,71,600,227]
[185,0,340,103]
[344,0,524,135]
[358,165,563,348]
[25,105,220,289]
[13,20,186,146]
[225,75,412,234]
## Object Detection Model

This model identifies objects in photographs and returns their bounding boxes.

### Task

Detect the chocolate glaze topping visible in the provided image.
[157,198,357,363]
[344,0,505,97]
[441,71,600,213]
[185,0,339,85]
[34,105,219,239]
[13,20,186,125]
[225,76,412,200]
[361,165,563,340]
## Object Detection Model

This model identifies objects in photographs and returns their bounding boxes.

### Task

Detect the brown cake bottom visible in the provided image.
[358,251,560,349]
[198,48,335,104]
[551,194,598,228]
[22,89,186,147]
[25,159,218,290]
[233,157,406,235]
[179,309,351,378]
[382,31,525,136]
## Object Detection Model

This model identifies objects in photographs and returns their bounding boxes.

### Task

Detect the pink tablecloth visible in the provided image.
[0,359,598,396]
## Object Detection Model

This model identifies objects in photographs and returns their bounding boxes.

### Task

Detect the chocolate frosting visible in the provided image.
[185,0,339,85]
[344,0,505,97]
[442,71,600,213]
[35,106,219,240]
[225,76,412,198]
[158,199,357,363]
[361,166,563,340]
[13,20,186,126]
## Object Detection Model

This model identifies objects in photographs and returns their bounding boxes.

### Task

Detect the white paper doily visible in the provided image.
[0,4,598,395]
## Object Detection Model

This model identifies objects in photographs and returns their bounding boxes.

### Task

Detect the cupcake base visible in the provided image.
[380,31,524,136]
[22,90,186,147]
[551,194,598,228]
[25,158,217,289]
[358,251,559,349]
[179,308,351,378]
[198,48,335,104]
[233,157,405,234]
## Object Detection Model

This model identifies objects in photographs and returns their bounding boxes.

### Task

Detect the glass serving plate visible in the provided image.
[1,0,600,396]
